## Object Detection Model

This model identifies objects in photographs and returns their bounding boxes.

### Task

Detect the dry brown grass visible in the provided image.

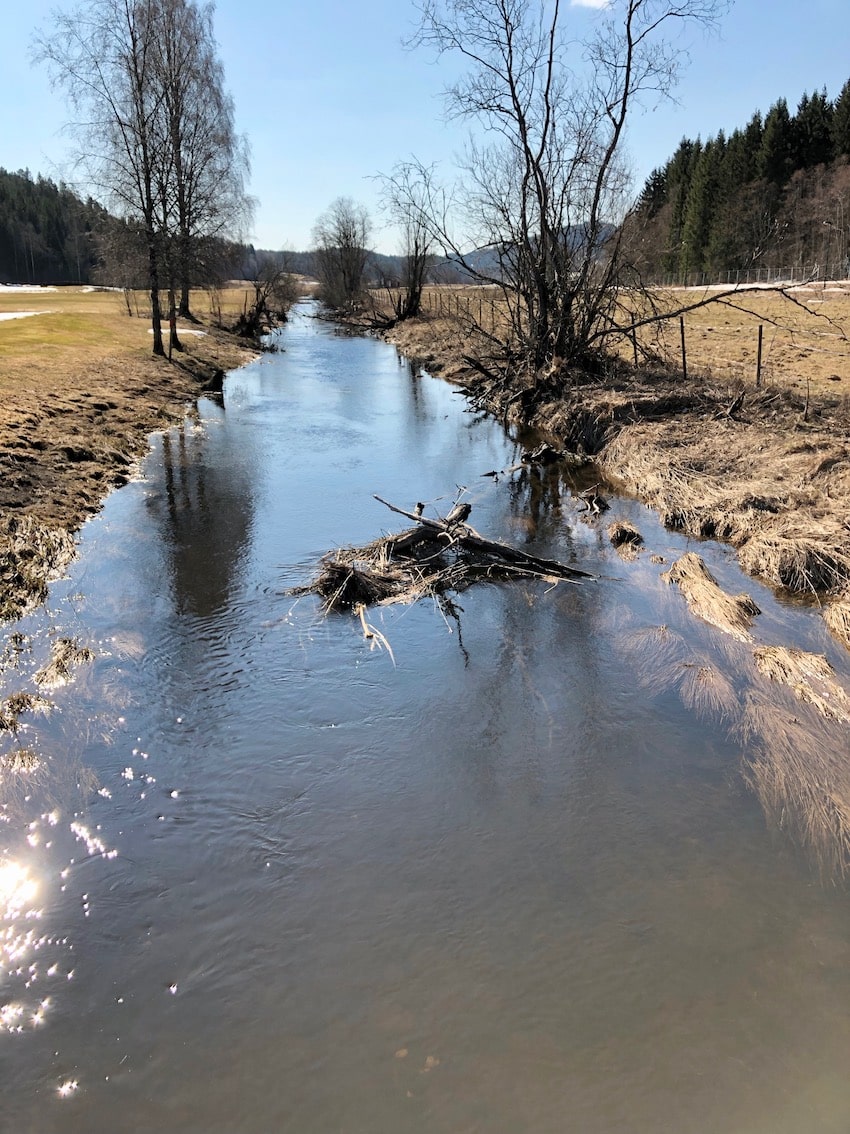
[641,283,850,397]
[824,594,850,649]
[753,645,850,722]
[740,693,850,879]
[662,552,761,640]
[33,637,94,688]
[379,281,850,394]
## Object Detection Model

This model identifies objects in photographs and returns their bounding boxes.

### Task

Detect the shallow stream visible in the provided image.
[2,304,850,1132]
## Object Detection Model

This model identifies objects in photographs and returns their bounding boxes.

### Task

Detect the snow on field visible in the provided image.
[0,284,58,293]
[0,311,53,321]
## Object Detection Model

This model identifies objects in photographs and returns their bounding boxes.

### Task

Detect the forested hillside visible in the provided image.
[0,168,109,285]
[629,79,850,283]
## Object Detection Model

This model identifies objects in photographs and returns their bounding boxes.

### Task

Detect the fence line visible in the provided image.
[654,264,850,289]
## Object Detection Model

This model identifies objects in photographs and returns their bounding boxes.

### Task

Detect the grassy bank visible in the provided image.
[0,284,260,621]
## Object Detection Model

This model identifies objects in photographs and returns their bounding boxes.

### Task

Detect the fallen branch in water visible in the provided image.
[292,494,593,613]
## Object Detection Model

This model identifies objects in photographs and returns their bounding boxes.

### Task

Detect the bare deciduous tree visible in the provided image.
[376,163,435,323]
[233,249,299,338]
[405,0,728,377]
[151,0,252,323]
[312,198,372,311]
[35,0,251,356]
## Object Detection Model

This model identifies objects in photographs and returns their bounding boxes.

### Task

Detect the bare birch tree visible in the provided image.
[35,0,250,356]
[377,163,435,323]
[151,0,251,323]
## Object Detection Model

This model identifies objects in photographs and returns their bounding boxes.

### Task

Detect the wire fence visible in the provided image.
[654,264,850,289]
[371,283,850,388]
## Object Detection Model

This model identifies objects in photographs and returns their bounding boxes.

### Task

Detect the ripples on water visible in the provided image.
[2,305,850,1132]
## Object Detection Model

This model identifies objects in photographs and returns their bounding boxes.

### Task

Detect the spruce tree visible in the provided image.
[793,89,834,167]
[758,99,794,184]
[833,79,850,157]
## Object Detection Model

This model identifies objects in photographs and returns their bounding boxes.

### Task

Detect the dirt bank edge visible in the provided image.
[0,328,258,623]
[383,315,850,650]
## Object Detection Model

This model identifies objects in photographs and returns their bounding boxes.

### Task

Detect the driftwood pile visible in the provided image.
[295,496,592,613]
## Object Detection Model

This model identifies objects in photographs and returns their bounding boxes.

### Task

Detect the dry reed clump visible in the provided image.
[0,516,76,622]
[823,593,850,650]
[0,692,52,733]
[739,694,850,878]
[608,518,644,561]
[622,625,690,696]
[737,519,850,593]
[0,748,41,774]
[753,645,850,722]
[623,626,741,720]
[34,637,94,688]
[678,661,741,722]
[662,552,761,640]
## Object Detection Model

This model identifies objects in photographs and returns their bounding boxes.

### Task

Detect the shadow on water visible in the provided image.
[3,303,850,1132]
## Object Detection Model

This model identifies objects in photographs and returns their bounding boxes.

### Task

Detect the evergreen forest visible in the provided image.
[629,79,850,284]
[0,168,108,285]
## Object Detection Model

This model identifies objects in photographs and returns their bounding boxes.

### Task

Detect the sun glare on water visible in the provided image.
[0,860,38,916]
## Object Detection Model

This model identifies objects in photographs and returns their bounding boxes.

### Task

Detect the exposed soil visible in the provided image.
[0,307,256,621]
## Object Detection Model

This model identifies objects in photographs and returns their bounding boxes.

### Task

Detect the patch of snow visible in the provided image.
[147,328,207,336]
[0,284,58,292]
[0,310,53,321]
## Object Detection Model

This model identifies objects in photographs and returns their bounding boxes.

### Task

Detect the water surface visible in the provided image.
[2,304,850,1133]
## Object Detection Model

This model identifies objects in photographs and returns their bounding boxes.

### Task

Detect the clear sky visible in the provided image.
[2,0,848,253]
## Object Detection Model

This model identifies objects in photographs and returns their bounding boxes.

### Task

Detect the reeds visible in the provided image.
[753,645,850,722]
[824,594,850,650]
[662,552,761,640]
[739,694,850,878]
[0,516,76,622]
[34,638,94,688]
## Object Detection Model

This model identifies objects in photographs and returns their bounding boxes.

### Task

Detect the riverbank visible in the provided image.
[383,308,850,651]
[0,287,258,621]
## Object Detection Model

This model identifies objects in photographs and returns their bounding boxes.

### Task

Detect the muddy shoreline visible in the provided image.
[0,326,257,622]
[383,314,850,651]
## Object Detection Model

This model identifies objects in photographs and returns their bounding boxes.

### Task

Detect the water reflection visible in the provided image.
[150,410,259,618]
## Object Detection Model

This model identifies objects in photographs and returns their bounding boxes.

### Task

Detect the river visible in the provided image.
[2,303,850,1133]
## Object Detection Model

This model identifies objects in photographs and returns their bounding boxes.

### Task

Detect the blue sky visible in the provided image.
[2,0,849,252]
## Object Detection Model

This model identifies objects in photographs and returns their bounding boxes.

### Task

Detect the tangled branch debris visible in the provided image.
[294,496,592,613]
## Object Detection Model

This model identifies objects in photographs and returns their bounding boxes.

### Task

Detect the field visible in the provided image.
[0,283,262,394]
[377,282,850,394]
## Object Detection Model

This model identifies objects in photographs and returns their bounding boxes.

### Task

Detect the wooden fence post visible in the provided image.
[756,324,763,388]
[679,316,688,383]
[630,325,638,368]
